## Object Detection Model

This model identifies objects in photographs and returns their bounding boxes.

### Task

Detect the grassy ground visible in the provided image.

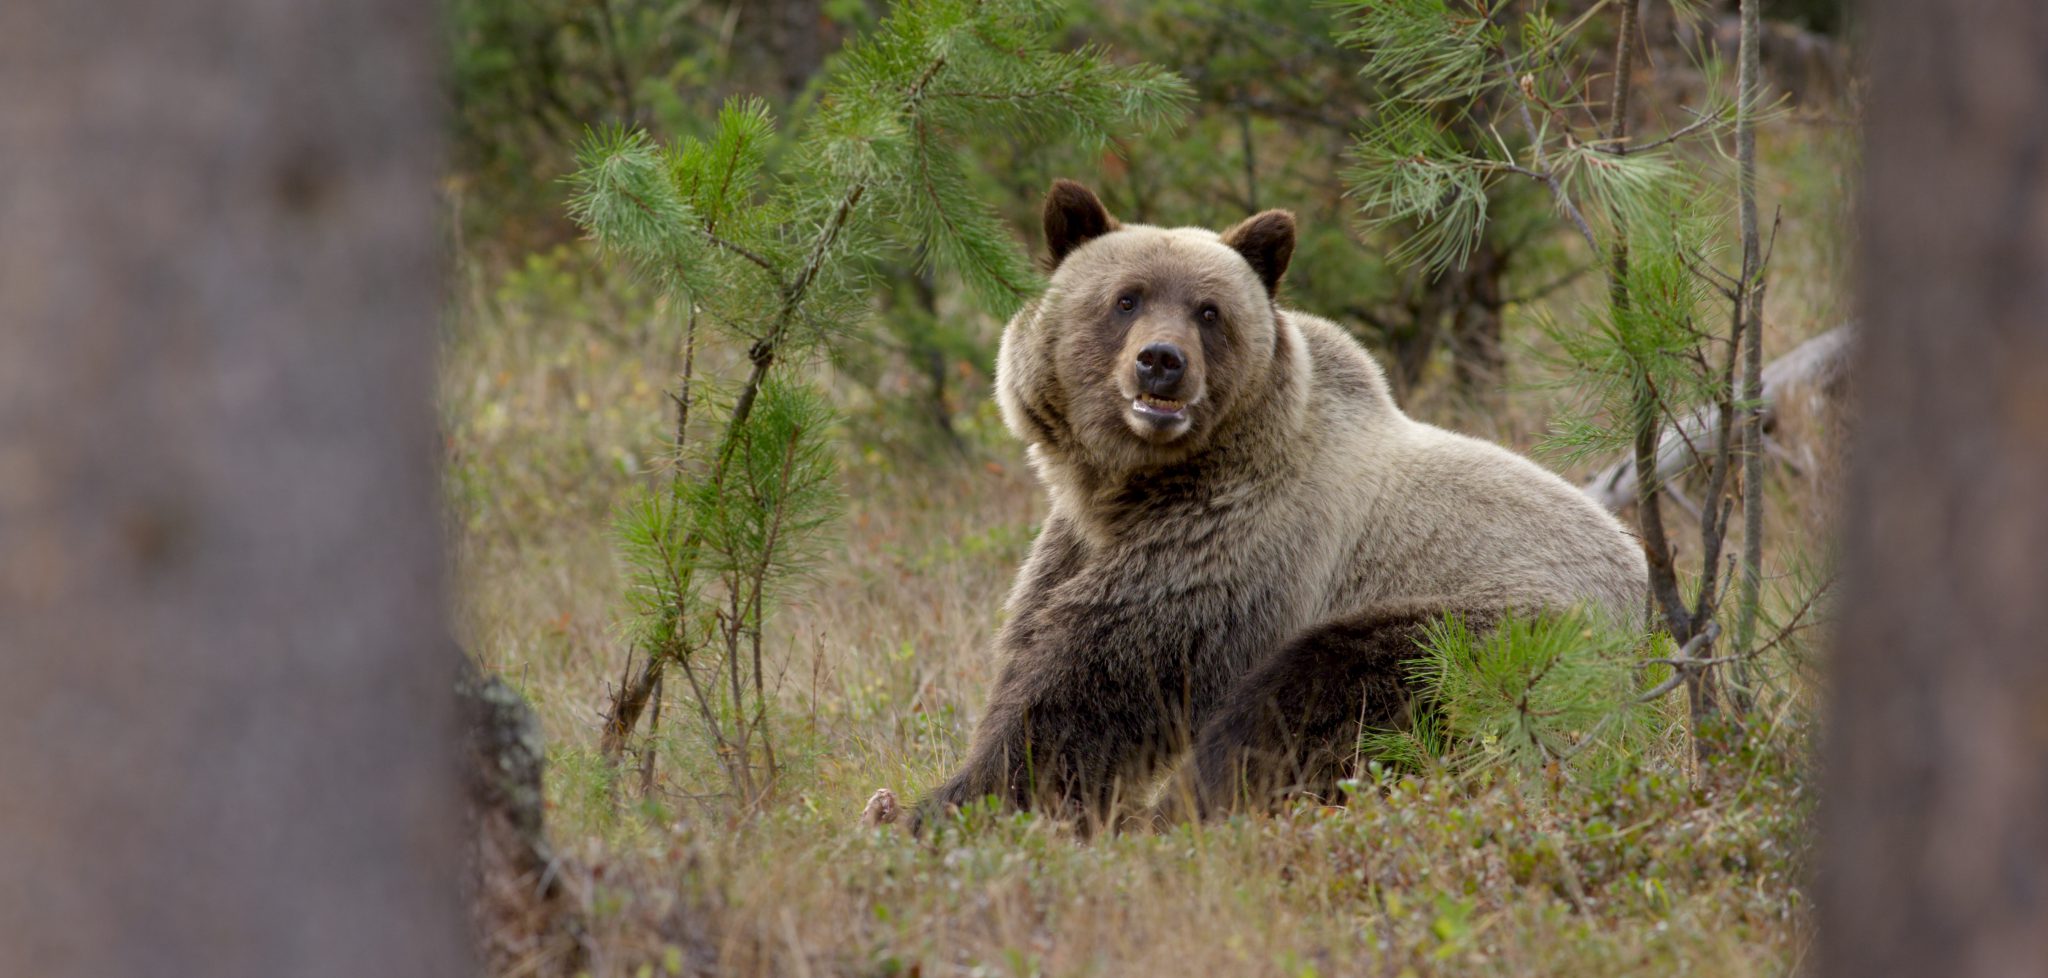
[443,124,1845,978]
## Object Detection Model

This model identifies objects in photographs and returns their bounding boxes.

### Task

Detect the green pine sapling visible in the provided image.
[567,0,1187,807]
[1340,0,1789,766]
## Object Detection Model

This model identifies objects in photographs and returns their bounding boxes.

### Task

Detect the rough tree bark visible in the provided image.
[461,666,584,972]
[1824,1,2048,976]
[0,2,466,977]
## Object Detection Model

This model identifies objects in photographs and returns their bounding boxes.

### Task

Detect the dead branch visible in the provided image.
[1582,324,1855,512]
[1637,621,1723,703]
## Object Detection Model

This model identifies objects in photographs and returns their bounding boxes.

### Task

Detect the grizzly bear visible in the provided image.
[914,181,1646,832]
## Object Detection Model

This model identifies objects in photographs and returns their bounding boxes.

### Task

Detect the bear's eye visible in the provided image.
[1115,294,1138,314]
[1198,303,1220,325]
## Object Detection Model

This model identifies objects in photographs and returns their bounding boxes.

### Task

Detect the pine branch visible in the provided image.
[707,232,776,275]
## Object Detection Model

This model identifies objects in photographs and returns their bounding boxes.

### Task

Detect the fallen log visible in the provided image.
[1581,324,1855,512]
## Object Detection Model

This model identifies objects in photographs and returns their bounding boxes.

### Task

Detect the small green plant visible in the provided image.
[1364,612,1667,785]
[612,378,841,807]
[567,0,1188,810]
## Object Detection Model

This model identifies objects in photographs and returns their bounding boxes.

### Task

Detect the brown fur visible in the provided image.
[1042,179,1119,268]
[1179,603,1498,819]
[913,183,1646,833]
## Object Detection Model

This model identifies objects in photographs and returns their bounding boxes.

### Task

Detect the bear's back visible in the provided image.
[1284,313,1648,625]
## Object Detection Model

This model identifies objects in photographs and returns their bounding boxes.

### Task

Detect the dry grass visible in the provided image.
[443,123,1845,978]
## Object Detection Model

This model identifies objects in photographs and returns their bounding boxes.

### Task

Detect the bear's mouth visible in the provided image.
[1130,393,1188,422]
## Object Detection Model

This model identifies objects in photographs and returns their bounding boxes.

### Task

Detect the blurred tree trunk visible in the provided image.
[0,2,465,977]
[1448,239,1507,393]
[1378,243,1509,400]
[1824,1,2048,976]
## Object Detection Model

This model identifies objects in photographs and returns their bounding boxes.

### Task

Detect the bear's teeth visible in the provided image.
[1133,395,1186,418]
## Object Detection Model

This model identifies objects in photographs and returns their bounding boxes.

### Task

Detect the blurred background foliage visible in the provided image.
[446,0,1850,437]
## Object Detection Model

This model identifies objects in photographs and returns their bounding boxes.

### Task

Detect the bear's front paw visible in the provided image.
[860,787,900,828]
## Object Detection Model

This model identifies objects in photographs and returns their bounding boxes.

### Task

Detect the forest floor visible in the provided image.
[444,125,1849,978]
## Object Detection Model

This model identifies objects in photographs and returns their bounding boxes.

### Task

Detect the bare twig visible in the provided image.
[1606,0,1640,149]
[1593,111,1717,156]
[1744,575,1836,661]
[1490,16,1602,257]
[1500,262,1595,305]
[1680,249,1742,302]
[1509,117,1602,256]
[673,303,698,470]
[1555,620,1719,764]
[638,674,664,795]
[1688,271,1749,632]
[1733,0,1769,684]
[1643,655,1744,668]
[706,232,777,275]
[724,584,749,801]
[1637,622,1722,703]
[1595,0,1696,650]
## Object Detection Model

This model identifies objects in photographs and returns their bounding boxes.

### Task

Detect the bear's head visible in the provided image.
[996,180,1302,474]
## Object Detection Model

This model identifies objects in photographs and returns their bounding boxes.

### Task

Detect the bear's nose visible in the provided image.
[1134,343,1186,394]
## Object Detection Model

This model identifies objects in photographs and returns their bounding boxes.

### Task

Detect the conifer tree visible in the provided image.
[1340,0,1788,757]
[567,0,1188,802]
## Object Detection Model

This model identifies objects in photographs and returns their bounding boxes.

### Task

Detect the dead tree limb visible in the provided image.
[1636,622,1724,703]
[1582,324,1855,512]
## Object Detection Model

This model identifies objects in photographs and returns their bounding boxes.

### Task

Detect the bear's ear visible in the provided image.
[1220,209,1296,296]
[1043,179,1118,267]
